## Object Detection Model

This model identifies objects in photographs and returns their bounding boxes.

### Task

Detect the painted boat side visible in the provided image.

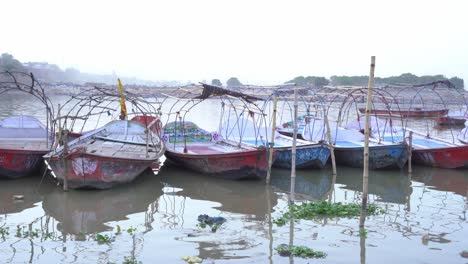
[412,145,468,169]
[358,108,449,117]
[334,143,408,169]
[0,148,46,178]
[436,116,466,126]
[272,143,330,169]
[48,152,153,189]
[164,147,269,180]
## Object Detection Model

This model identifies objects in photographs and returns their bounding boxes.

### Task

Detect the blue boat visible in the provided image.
[271,137,330,169]
[221,117,330,169]
[333,141,408,169]
[303,118,408,169]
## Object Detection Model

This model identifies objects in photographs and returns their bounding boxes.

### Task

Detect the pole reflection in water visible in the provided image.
[0,158,466,262]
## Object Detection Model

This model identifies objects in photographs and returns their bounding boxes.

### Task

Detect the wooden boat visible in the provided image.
[45,120,165,189]
[276,115,310,139]
[0,115,52,179]
[303,120,408,169]
[163,121,270,180]
[358,108,448,118]
[333,141,408,169]
[237,118,330,169]
[436,110,467,126]
[270,138,329,169]
[458,127,468,144]
[384,130,468,169]
[436,116,466,126]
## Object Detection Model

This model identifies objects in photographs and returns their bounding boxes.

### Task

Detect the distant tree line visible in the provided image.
[0,53,163,85]
[287,73,464,89]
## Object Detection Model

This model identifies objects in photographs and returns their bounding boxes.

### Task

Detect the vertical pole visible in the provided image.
[324,113,337,175]
[266,187,273,264]
[266,94,277,184]
[57,104,62,147]
[62,129,69,191]
[359,56,375,228]
[290,89,298,204]
[408,131,413,174]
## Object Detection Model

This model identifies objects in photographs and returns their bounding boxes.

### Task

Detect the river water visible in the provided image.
[0,94,467,263]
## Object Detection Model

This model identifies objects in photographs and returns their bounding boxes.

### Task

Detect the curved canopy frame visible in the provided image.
[0,71,55,147]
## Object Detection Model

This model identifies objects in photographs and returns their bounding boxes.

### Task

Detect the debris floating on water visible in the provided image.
[13,195,24,201]
[197,214,226,232]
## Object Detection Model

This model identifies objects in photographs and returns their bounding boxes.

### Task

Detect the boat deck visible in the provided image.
[383,136,453,149]
[0,138,50,151]
[334,140,387,148]
[168,142,253,155]
[73,138,160,160]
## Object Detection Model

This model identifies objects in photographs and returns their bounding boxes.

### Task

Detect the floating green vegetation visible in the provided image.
[275,244,327,259]
[274,201,384,226]
[127,227,137,235]
[182,256,202,263]
[95,233,115,244]
[0,227,9,239]
[123,256,142,264]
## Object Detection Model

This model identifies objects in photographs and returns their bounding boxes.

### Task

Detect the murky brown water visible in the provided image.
[0,95,467,263]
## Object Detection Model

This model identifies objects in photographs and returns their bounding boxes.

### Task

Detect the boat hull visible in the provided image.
[436,116,466,126]
[0,148,46,179]
[273,144,330,169]
[334,144,408,169]
[276,130,306,140]
[412,145,468,169]
[359,108,448,118]
[164,148,270,180]
[48,152,153,189]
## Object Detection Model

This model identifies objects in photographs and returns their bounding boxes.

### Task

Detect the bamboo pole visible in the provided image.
[408,131,413,174]
[359,56,375,228]
[62,129,69,191]
[290,89,298,204]
[266,94,277,184]
[324,113,337,175]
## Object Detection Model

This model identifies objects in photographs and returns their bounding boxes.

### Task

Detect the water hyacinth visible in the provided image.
[274,201,383,226]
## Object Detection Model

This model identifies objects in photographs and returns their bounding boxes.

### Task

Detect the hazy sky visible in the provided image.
[2,0,467,85]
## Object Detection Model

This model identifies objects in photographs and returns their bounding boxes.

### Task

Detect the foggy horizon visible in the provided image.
[2,0,467,86]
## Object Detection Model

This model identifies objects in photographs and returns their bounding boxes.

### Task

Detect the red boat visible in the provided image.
[412,145,468,169]
[45,120,165,189]
[0,116,52,179]
[163,121,271,180]
[359,108,448,117]
[436,116,466,126]
[385,130,468,169]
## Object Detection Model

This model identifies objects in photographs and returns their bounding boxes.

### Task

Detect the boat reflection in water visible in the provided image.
[270,168,333,201]
[410,166,468,196]
[0,176,54,215]
[334,167,411,204]
[158,163,279,261]
[40,169,164,235]
[159,162,278,221]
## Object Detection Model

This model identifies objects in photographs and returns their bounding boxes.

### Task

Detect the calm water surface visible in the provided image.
[0,95,467,263]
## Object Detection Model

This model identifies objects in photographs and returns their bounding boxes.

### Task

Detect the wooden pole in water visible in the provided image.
[266,94,278,184]
[359,56,375,228]
[408,131,413,174]
[290,89,298,204]
[62,129,69,191]
[324,113,337,175]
